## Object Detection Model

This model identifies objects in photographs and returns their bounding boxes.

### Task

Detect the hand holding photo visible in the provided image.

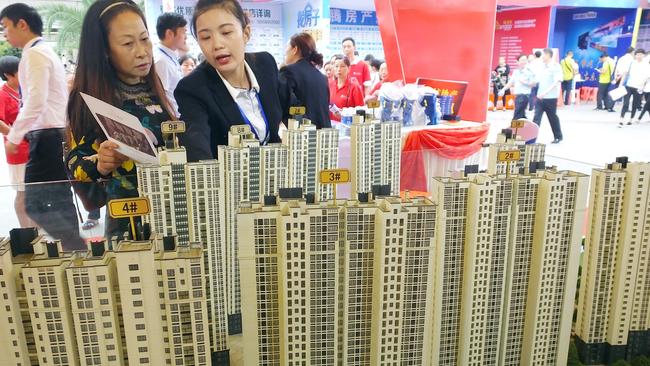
[80,92,158,164]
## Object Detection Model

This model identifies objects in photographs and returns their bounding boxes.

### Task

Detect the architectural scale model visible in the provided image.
[487,130,546,175]
[430,164,588,366]
[350,115,401,196]
[0,229,213,366]
[576,157,650,365]
[217,125,288,332]
[137,147,230,358]
[238,193,438,366]
[284,118,339,202]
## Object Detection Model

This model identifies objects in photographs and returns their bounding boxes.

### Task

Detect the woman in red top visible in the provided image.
[329,56,364,121]
[0,55,33,228]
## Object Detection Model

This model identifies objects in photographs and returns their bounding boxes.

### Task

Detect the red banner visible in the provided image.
[400,124,490,192]
[375,0,497,123]
[493,7,552,69]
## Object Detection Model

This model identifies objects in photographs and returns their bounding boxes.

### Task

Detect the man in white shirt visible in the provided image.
[528,50,543,111]
[614,46,635,86]
[154,12,188,116]
[1,3,84,249]
[533,48,564,144]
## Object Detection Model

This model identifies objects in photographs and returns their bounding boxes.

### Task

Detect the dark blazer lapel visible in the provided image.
[202,62,245,127]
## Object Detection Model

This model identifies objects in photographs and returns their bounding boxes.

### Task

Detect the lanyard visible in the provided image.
[158,47,178,65]
[235,91,269,143]
[18,38,43,108]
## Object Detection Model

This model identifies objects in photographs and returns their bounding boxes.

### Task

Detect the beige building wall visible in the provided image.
[458,176,512,366]
[351,119,402,196]
[521,170,588,365]
[66,251,126,365]
[0,238,39,366]
[22,247,81,366]
[430,177,470,366]
[499,175,541,366]
[186,161,229,352]
[239,197,437,366]
[113,241,167,365]
[576,162,650,352]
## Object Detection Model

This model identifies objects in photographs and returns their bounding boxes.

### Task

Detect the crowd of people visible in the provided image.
[491,45,650,144]
[0,0,390,248]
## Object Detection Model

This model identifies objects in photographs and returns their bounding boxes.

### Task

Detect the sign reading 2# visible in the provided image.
[497,150,521,162]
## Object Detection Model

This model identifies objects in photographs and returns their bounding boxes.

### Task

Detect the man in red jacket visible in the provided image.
[342,37,370,93]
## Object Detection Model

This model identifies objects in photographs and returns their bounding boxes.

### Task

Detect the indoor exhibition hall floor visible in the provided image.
[486,102,650,174]
[0,102,648,237]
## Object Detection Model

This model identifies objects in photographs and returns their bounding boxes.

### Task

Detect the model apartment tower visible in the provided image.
[0,231,213,366]
[137,147,230,355]
[238,195,438,366]
[487,131,546,175]
[430,165,588,366]
[218,125,288,332]
[350,116,401,196]
[284,118,339,202]
[576,158,650,364]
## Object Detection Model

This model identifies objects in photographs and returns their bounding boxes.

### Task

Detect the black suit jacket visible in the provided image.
[279,59,331,129]
[175,52,282,162]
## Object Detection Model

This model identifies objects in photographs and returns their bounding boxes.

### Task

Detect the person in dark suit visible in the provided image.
[175,0,281,162]
[279,32,331,129]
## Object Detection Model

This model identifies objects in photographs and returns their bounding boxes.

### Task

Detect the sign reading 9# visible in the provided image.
[319,169,350,184]
[161,121,186,134]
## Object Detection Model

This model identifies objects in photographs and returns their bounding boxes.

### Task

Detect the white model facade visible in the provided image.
[238,196,438,366]
[575,160,650,364]
[0,235,211,366]
[284,118,338,201]
[218,125,288,326]
[351,118,401,196]
[431,168,588,366]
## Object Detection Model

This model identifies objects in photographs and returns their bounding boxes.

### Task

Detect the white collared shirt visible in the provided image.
[615,53,634,79]
[7,37,68,145]
[215,62,267,143]
[154,44,181,116]
[626,60,650,90]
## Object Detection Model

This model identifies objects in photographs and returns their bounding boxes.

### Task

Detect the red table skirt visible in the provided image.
[401,124,490,192]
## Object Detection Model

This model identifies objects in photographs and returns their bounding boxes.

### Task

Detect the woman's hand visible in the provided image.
[97,140,128,176]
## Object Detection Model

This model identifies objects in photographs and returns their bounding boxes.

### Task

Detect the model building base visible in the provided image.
[228,313,242,335]
[211,349,230,366]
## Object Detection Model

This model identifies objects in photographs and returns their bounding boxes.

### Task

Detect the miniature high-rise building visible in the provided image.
[185,160,229,360]
[0,233,213,366]
[430,176,470,366]
[138,148,190,244]
[576,159,650,364]
[21,240,81,366]
[431,167,588,366]
[218,125,288,332]
[0,229,41,366]
[487,132,545,175]
[138,147,230,355]
[457,175,513,366]
[284,118,339,201]
[350,116,401,196]
[238,195,438,366]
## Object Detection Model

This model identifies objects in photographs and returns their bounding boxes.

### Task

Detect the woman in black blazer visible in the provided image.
[279,32,331,129]
[175,0,281,162]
